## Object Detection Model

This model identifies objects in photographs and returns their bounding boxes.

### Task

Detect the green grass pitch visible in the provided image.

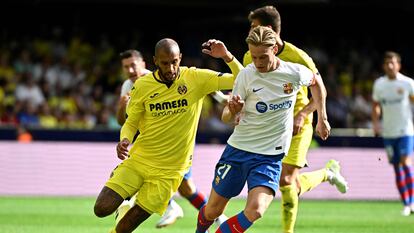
[0,197,412,233]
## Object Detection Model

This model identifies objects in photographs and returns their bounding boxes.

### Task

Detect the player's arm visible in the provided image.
[307,73,330,140]
[290,51,320,135]
[371,100,382,137]
[116,93,130,125]
[117,86,143,160]
[201,39,244,90]
[210,91,229,104]
[293,97,316,135]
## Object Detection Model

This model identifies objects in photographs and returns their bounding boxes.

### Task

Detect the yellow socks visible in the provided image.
[298,168,327,196]
[280,184,298,233]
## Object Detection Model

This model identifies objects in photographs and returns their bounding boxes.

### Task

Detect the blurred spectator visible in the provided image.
[1,105,18,126]
[39,103,58,128]
[17,102,40,127]
[326,86,350,128]
[350,85,373,128]
[0,9,411,137]
[15,73,45,108]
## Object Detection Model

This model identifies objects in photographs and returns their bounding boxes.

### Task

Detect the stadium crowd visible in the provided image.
[0,22,410,132]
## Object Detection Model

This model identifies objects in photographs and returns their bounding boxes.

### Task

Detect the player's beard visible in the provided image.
[157,66,180,84]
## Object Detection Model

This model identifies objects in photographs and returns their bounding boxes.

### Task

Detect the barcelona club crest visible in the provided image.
[283,83,293,94]
[177,85,187,95]
[215,176,221,185]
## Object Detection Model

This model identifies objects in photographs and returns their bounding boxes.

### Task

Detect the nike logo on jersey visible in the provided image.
[253,87,264,92]
[150,93,159,98]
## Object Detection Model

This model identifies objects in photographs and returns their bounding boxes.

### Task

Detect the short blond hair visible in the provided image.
[245,26,277,47]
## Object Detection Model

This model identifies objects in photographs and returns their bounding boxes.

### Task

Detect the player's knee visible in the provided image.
[280,175,294,186]
[94,201,113,218]
[244,208,264,222]
[178,180,196,197]
[116,220,133,233]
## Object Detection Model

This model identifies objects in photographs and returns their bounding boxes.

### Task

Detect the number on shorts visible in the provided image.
[217,163,232,179]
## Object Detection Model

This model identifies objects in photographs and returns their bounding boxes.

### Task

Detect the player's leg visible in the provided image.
[395,136,414,216]
[94,186,125,218]
[279,124,312,233]
[178,168,229,227]
[215,151,282,233]
[400,136,414,214]
[120,166,183,232]
[299,159,349,195]
[196,145,245,233]
[179,168,208,209]
[155,198,184,228]
[94,159,143,218]
[114,204,151,233]
[155,169,195,228]
[279,164,300,233]
[384,137,411,215]
[196,189,230,233]
[401,157,414,214]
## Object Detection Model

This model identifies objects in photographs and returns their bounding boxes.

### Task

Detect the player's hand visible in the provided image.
[201,39,233,62]
[228,95,244,115]
[293,112,306,135]
[116,138,130,160]
[315,119,331,140]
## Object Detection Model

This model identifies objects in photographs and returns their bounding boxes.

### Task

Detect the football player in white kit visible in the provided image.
[372,51,414,216]
[195,26,330,233]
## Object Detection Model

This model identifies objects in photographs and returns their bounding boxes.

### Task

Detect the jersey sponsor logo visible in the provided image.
[283,83,293,94]
[177,85,187,95]
[149,99,188,111]
[256,100,292,113]
[253,87,264,92]
[256,101,268,113]
[380,97,403,105]
[149,99,189,117]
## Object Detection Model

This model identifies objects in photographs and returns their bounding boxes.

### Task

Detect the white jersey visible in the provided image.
[372,73,414,138]
[227,60,314,155]
[120,69,152,96]
[120,79,134,97]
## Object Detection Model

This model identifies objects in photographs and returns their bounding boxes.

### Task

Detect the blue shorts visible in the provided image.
[183,167,192,180]
[383,136,414,164]
[212,144,283,199]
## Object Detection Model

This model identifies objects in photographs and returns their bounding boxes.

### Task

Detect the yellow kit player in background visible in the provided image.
[244,6,349,233]
[93,38,243,233]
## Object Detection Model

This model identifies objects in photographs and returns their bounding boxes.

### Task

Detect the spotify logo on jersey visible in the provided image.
[256,102,268,113]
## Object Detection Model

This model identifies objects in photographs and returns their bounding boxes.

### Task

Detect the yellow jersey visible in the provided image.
[243,41,318,125]
[121,60,242,170]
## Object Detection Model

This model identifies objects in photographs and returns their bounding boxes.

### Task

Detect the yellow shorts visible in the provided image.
[282,123,313,168]
[105,157,185,215]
